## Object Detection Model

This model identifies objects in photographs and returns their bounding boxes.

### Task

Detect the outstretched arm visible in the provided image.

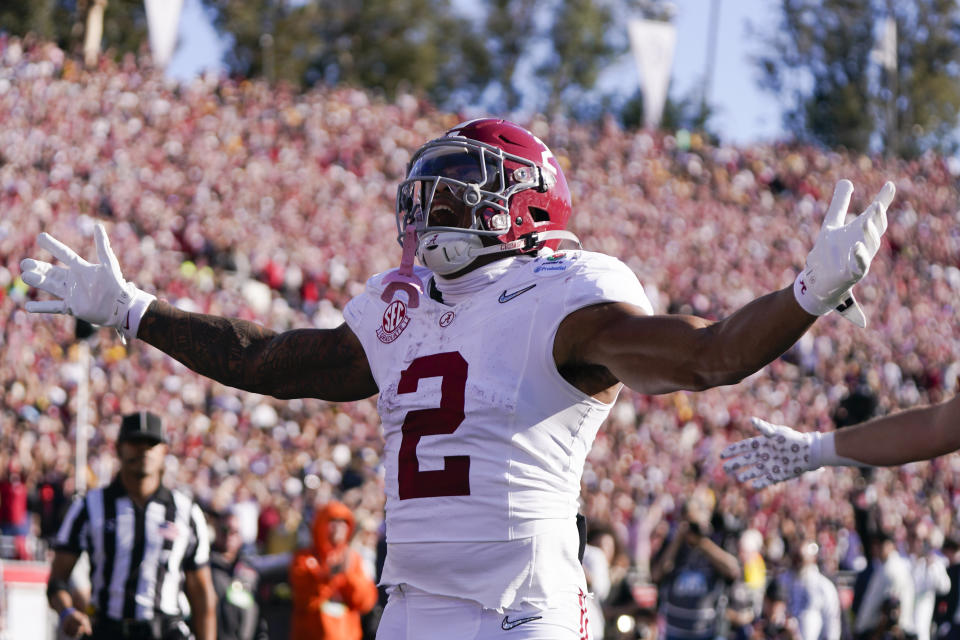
[834,395,960,465]
[557,288,812,396]
[556,180,894,397]
[20,224,377,402]
[139,301,377,401]
[722,395,960,489]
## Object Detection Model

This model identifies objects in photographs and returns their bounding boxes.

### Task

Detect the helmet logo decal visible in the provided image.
[438,311,455,327]
[377,300,411,344]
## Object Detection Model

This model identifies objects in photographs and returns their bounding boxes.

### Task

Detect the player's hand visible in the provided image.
[61,608,93,638]
[794,180,895,328]
[720,418,822,489]
[20,223,155,340]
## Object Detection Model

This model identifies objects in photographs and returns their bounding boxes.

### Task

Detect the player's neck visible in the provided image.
[433,256,524,304]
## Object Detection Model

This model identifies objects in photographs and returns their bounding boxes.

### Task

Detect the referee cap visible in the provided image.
[118,411,165,445]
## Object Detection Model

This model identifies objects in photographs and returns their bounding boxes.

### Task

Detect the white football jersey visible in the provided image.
[345,249,652,541]
[343,250,652,606]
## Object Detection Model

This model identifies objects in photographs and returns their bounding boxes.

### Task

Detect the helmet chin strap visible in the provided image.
[417,230,581,276]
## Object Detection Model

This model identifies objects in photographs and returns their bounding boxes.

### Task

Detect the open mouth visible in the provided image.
[428,203,465,228]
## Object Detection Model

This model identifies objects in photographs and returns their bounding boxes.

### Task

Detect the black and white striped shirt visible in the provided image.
[54,477,210,621]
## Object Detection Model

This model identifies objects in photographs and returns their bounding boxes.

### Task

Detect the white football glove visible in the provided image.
[20,223,155,341]
[794,180,895,328]
[720,417,863,489]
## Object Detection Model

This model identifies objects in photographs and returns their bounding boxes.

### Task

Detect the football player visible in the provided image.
[722,394,960,489]
[21,119,895,639]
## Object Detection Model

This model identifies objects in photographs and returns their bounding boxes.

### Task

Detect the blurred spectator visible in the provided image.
[595,526,653,640]
[782,541,842,640]
[256,496,282,550]
[853,535,884,634]
[908,524,950,640]
[738,528,767,609]
[854,531,916,639]
[934,537,960,640]
[752,579,802,640]
[876,597,907,640]
[0,460,31,559]
[31,466,68,540]
[232,486,260,551]
[726,580,761,640]
[651,493,740,640]
[584,525,614,640]
[210,510,270,640]
[289,501,377,640]
[832,380,879,429]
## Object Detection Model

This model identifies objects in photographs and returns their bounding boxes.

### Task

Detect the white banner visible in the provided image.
[628,19,677,129]
[872,16,897,71]
[144,0,185,69]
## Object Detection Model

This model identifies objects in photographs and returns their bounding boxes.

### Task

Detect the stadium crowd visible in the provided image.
[1,35,959,639]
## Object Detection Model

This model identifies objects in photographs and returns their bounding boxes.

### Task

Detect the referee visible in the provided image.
[47,411,216,640]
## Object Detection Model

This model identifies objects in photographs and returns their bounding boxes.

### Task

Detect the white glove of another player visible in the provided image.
[720,418,864,489]
[794,180,895,328]
[20,224,155,341]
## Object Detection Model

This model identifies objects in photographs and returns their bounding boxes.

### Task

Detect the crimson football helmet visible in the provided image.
[395,118,578,275]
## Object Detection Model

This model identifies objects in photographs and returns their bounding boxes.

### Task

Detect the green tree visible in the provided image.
[888,0,960,156]
[480,0,646,120]
[203,0,493,103]
[0,0,148,60]
[206,0,654,122]
[0,0,77,48]
[538,0,621,118]
[98,0,150,59]
[200,0,314,84]
[758,0,960,156]
[483,0,538,112]
[0,1,57,41]
[756,0,875,151]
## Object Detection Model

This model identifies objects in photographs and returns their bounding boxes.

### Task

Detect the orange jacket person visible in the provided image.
[290,501,378,640]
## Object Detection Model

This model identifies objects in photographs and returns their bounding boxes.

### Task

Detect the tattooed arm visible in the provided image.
[138,300,377,401]
[19,226,375,401]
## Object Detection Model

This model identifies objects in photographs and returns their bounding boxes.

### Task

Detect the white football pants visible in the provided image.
[375,584,591,640]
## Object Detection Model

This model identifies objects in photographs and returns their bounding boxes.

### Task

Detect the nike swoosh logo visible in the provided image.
[501,614,543,630]
[498,284,536,303]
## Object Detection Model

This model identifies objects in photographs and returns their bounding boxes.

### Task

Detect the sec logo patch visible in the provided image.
[377,300,410,343]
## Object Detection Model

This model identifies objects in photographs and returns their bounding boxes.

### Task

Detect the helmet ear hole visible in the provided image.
[529,206,550,223]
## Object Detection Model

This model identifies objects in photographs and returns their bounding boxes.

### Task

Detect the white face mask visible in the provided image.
[416,230,486,275]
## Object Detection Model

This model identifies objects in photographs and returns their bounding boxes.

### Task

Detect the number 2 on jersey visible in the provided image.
[397,352,470,500]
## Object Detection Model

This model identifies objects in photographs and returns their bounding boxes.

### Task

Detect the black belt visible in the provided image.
[92,615,188,640]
